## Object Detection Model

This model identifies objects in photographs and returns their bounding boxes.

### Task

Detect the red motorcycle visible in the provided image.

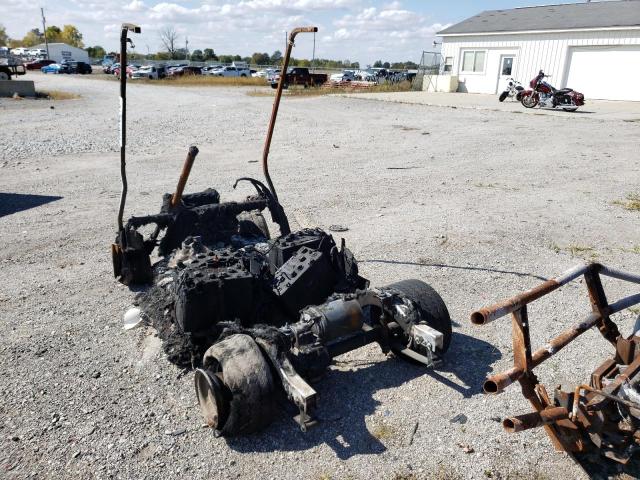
[520,70,584,111]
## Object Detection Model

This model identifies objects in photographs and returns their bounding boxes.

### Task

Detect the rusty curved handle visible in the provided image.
[171,146,199,209]
[262,26,318,201]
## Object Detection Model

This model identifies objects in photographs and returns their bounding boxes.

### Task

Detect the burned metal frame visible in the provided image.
[471,263,640,461]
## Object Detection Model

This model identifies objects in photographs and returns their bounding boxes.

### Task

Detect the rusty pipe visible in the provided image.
[571,384,640,422]
[261,26,318,201]
[170,146,199,209]
[483,292,640,394]
[503,407,569,433]
[470,264,590,325]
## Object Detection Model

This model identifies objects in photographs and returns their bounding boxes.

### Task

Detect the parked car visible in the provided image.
[168,65,202,77]
[10,47,29,56]
[41,63,62,74]
[270,67,327,88]
[28,49,47,57]
[104,62,119,74]
[212,65,250,77]
[25,59,56,70]
[202,65,222,74]
[60,61,93,74]
[131,65,166,80]
[330,70,356,82]
[113,65,135,78]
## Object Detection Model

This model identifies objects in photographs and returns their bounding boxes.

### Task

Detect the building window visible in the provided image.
[443,56,453,73]
[461,50,486,73]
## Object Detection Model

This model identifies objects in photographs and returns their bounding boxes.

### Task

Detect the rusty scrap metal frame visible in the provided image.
[471,263,640,453]
[262,26,317,202]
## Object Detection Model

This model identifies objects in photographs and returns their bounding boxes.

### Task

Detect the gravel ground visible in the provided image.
[1,72,639,480]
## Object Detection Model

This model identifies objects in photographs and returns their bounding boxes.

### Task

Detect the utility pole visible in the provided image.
[185,37,189,61]
[40,7,49,59]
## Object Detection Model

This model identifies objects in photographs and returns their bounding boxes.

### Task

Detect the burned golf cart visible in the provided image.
[472,263,640,465]
[111,24,453,435]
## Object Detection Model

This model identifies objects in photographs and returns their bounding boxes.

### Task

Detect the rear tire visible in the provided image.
[386,279,452,354]
[0,71,10,80]
[498,91,508,102]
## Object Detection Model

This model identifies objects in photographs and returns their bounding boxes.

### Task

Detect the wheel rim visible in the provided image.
[0,72,9,80]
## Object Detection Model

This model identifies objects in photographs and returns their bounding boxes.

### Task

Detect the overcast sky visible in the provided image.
[4,0,589,64]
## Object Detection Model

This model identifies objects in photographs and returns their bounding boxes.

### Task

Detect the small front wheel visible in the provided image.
[521,93,538,108]
[498,91,508,102]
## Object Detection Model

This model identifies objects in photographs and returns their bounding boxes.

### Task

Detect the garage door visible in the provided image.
[566,46,640,101]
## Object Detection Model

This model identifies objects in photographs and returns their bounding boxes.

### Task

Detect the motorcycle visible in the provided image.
[520,70,584,111]
[498,78,524,102]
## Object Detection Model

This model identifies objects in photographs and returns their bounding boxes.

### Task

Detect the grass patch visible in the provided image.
[37,90,80,100]
[370,422,395,440]
[549,242,598,259]
[613,193,640,211]
[247,80,413,98]
[623,118,640,123]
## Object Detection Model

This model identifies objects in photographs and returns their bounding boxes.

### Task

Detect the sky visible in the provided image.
[3,0,591,64]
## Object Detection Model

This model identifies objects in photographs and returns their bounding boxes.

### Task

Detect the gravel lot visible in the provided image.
[1,72,639,480]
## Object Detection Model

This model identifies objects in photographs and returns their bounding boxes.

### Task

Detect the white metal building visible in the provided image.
[32,43,89,64]
[437,1,640,101]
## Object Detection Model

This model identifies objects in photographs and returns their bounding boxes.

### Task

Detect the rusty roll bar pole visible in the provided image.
[170,146,199,209]
[483,292,640,394]
[470,264,589,325]
[116,23,141,232]
[503,407,569,433]
[261,26,318,201]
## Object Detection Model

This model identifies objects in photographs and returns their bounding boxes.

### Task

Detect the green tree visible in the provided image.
[250,52,270,65]
[233,55,242,61]
[373,60,383,68]
[22,28,43,47]
[203,48,217,60]
[191,49,203,61]
[218,54,233,64]
[87,45,106,59]
[271,50,282,64]
[0,24,8,46]
[61,25,83,47]
[382,61,390,69]
[45,26,62,43]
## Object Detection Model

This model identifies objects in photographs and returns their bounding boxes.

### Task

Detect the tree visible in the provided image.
[373,60,383,68]
[160,26,178,59]
[218,54,233,64]
[190,49,203,61]
[45,26,62,43]
[0,24,8,46]
[61,25,83,47]
[382,61,390,69]
[203,48,217,61]
[21,28,43,47]
[271,50,282,64]
[250,52,270,65]
[87,45,106,59]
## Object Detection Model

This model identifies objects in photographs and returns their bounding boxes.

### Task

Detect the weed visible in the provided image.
[370,422,395,440]
[566,244,597,258]
[247,80,412,98]
[613,193,640,212]
[37,90,80,100]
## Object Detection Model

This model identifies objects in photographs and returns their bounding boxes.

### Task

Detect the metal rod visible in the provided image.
[261,26,317,201]
[484,292,640,394]
[470,264,590,325]
[571,384,640,421]
[503,407,569,433]
[170,146,199,209]
[116,24,140,232]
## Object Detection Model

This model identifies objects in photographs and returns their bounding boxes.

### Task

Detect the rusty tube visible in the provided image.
[261,26,318,201]
[503,407,569,433]
[170,146,199,209]
[483,366,524,394]
[484,292,640,394]
[470,264,590,325]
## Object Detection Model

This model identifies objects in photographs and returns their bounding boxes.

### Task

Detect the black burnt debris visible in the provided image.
[117,182,453,434]
[111,25,453,436]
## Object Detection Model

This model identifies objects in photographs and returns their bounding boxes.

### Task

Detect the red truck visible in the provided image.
[270,67,327,89]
